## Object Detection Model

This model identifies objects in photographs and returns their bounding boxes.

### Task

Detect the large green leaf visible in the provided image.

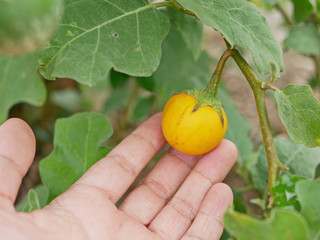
[296,178,320,238]
[0,54,46,124]
[219,87,253,165]
[250,138,320,193]
[224,208,309,240]
[275,84,320,148]
[39,112,113,200]
[165,8,203,60]
[291,0,313,23]
[284,24,320,56]
[177,0,284,79]
[152,26,211,105]
[38,0,170,86]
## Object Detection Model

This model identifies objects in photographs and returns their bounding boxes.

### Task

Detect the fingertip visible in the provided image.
[204,139,238,164]
[194,139,237,184]
[212,182,234,206]
[204,183,234,219]
[0,118,36,143]
[219,139,238,163]
[0,118,36,171]
[132,113,166,149]
[138,113,162,130]
[145,112,162,126]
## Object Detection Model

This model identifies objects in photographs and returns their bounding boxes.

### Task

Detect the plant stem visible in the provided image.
[231,48,288,192]
[124,79,139,124]
[150,1,174,9]
[205,49,233,96]
[275,3,293,26]
[312,55,320,87]
[150,1,197,17]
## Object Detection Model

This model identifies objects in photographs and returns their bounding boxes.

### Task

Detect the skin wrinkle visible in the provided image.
[131,131,160,153]
[0,156,26,203]
[169,196,198,222]
[197,210,224,230]
[191,168,215,185]
[70,181,113,202]
[44,196,91,240]
[183,234,207,240]
[141,178,171,201]
[167,148,199,168]
[0,198,14,211]
[0,154,24,178]
[107,153,140,179]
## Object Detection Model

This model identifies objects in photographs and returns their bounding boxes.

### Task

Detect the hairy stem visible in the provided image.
[231,49,288,192]
[205,49,233,96]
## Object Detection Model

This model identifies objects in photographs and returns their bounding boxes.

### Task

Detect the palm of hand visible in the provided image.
[0,114,237,240]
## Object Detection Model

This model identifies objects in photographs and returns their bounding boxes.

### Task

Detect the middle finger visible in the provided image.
[118,148,200,225]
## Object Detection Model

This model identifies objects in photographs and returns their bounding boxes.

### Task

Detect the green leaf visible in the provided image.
[103,87,130,113]
[177,0,284,79]
[296,178,320,237]
[232,188,247,213]
[224,208,309,240]
[314,231,320,240]
[250,138,320,193]
[131,96,154,122]
[275,84,320,148]
[315,163,320,178]
[270,174,307,211]
[39,112,113,200]
[317,0,320,22]
[262,0,278,5]
[0,54,46,124]
[165,8,203,60]
[23,190,41,212]
[16,185,49,213]
[109,69,130,89]
[220,230,233,240]
[152,26,211,105]
[291,0,313,23]
[0,0,63,55]
[38,0,170,86]
[136,76,154,92]
[284,24,320,56]
[219,87,253,165]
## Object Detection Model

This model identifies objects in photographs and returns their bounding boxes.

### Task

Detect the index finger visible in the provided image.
[0,118,35,208]
[69,113,166,203]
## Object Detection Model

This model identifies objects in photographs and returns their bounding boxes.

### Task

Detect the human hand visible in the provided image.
[0,114,237,240]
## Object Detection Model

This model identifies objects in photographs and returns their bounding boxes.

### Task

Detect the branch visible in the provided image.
[206,49,233,96]
[275,3,293,26]
[231,48,288,193]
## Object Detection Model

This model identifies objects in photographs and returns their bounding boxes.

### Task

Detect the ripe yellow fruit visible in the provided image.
[162,93,227,155]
